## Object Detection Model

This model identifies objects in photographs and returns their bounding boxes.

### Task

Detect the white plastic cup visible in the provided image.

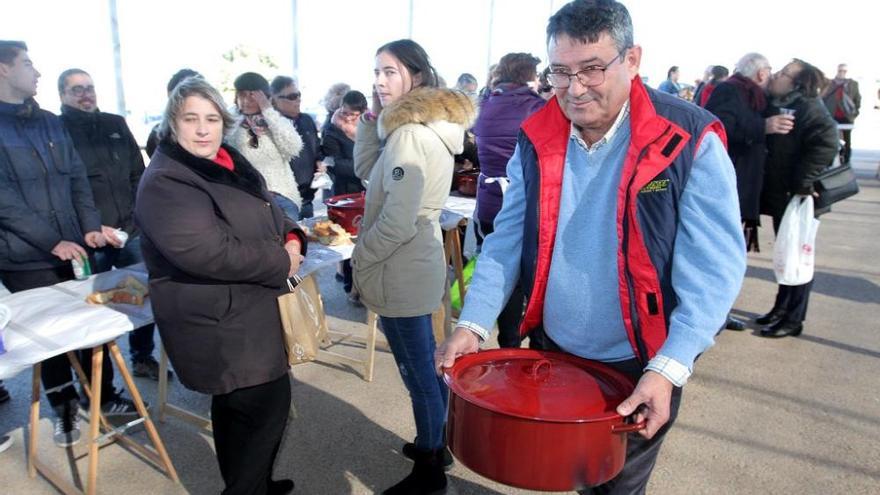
[779,108,796,117]
[114,228,129,249]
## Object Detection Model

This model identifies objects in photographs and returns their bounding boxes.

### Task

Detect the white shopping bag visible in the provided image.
[310,172,333,190]
[773,195,820,285]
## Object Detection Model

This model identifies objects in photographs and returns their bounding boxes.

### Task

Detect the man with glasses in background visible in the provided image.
[271,76,325,219]
[437,1,746,491]
[58,68,170,382]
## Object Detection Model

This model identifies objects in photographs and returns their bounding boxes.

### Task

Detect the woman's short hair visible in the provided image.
[709,65,729,84]
[791,59,825,98]
[376,39,438,89]
[494,53,542,86]
[158,77,236,143]
[322,82,351,113]
[270,75,296,95]
[341,90,368,112]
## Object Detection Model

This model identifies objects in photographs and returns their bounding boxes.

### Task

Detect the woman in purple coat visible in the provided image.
[472,52,545,348]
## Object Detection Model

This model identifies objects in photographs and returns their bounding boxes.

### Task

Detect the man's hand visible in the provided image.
[101,225,123,248]
[616,371,674,439]
[765,115,795,135]
[285,240,304,278]
[51,240,87,261]
[84,231,107,249]
[316,161,327,173]
[434,327,481,374]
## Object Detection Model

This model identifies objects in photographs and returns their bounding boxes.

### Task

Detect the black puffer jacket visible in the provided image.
[0,100,101,271]
[761,93,839,219]
[60,105,145,235]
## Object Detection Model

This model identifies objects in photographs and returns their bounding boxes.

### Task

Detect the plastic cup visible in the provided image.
[779,108,796,116]
[114,228,129,249]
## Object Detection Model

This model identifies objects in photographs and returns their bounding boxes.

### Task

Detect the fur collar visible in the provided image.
[378,87,476,140]
[157,139,268,200]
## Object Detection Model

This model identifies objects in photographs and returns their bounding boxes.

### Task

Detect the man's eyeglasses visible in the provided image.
[548,52,626,89]
[68,85,95,96]
[276,92,301,101]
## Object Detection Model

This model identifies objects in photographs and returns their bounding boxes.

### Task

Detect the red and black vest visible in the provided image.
[517,77,727,365]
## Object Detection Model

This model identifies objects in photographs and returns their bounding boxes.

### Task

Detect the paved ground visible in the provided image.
[1,154,878,494]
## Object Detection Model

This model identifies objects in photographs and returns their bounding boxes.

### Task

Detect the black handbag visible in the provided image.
[813,164,859,211]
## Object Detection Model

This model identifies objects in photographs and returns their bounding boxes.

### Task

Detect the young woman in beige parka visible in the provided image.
[351,39,475,495]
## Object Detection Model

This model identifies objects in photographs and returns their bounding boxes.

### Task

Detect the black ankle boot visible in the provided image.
[268,479,294,495]
[755,308,786,326]
[383,447,447,495]
[402,442,454,470]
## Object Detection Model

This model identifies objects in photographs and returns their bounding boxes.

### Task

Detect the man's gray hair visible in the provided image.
[158,77,235,143]
[546,0,634,54]
[735,53,770,79]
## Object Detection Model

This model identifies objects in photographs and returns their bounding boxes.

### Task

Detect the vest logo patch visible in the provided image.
[640,179,670,194]
[391,167,405,181]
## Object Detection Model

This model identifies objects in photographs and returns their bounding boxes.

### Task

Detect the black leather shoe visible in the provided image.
[725,317,746,331]
[759,320,803,338]
[269,479,294,495]
[755,309,786,326]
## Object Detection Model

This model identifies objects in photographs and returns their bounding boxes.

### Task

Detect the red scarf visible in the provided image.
[725,73,767,112]
[213,147,234,171]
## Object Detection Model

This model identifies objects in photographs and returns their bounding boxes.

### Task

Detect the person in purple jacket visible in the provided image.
[472,52,545,348]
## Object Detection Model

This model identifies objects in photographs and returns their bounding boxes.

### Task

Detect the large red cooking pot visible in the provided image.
[444,349,645,491]
[324,192,365,236]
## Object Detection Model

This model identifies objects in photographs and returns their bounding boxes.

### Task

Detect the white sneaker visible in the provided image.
[0,434,13,454]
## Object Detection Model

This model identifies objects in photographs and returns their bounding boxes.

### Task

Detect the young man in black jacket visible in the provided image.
[0,41,139,448]
[58,68,170,381]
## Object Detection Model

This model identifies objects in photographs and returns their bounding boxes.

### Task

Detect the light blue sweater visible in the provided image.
[459,116,746,378]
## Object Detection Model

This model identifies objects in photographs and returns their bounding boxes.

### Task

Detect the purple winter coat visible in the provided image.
[472,84,545,224]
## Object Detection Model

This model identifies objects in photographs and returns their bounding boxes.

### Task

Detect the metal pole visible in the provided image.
[291,0,299,76]
[108,0,126,115]
[486,0,495,69]
[408,0,414,39]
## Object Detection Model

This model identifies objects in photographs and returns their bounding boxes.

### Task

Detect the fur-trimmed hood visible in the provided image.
[377,87,477,153]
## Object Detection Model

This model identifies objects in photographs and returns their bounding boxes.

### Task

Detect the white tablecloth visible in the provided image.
[0,196,475,381]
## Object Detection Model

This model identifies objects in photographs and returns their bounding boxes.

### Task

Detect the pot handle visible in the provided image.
[529,359,552,379]
[611,420,647,434]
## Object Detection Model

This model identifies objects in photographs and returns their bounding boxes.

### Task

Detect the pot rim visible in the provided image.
[443,349,636,424]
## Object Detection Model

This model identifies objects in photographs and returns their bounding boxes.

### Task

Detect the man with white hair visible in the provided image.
[705,53,794,330]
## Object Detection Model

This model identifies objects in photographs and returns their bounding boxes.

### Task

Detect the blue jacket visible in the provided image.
[0,100,101,271]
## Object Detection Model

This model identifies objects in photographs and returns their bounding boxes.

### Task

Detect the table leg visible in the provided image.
[449,223,467,306]
[28,363,41,478]
[86,345,103,495]
[364,311,378,382]
[158,343,168,423]
[107,342,179,483]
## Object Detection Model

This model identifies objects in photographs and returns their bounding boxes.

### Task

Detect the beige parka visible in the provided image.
[351,87,476,317]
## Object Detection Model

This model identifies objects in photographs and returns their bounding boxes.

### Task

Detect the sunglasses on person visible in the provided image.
[275,92,301,101]
[68,85,96,96]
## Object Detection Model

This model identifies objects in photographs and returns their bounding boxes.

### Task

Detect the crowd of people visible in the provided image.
[0,0,860,493]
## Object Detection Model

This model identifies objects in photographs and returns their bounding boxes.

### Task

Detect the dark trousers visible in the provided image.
[92,235,157,363]
[529,327,683,495]
[212,373,291,495]
[839,127,853,164]
[770,214,814,323]
[297,183,316,219]
[0,266,116,410]
[476,220,525,348]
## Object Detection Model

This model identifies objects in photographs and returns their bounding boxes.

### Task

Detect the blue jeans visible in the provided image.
[92,236,156,363]
[380,315,448,450]
[271,192,300,221]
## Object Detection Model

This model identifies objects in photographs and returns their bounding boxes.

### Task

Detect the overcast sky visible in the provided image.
[3,0,877,146]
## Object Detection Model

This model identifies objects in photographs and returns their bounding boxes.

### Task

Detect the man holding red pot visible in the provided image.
[436,1,746,492]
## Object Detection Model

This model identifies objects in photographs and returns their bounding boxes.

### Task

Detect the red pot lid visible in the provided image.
[324,192,365,209]
[444,349,636,423]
